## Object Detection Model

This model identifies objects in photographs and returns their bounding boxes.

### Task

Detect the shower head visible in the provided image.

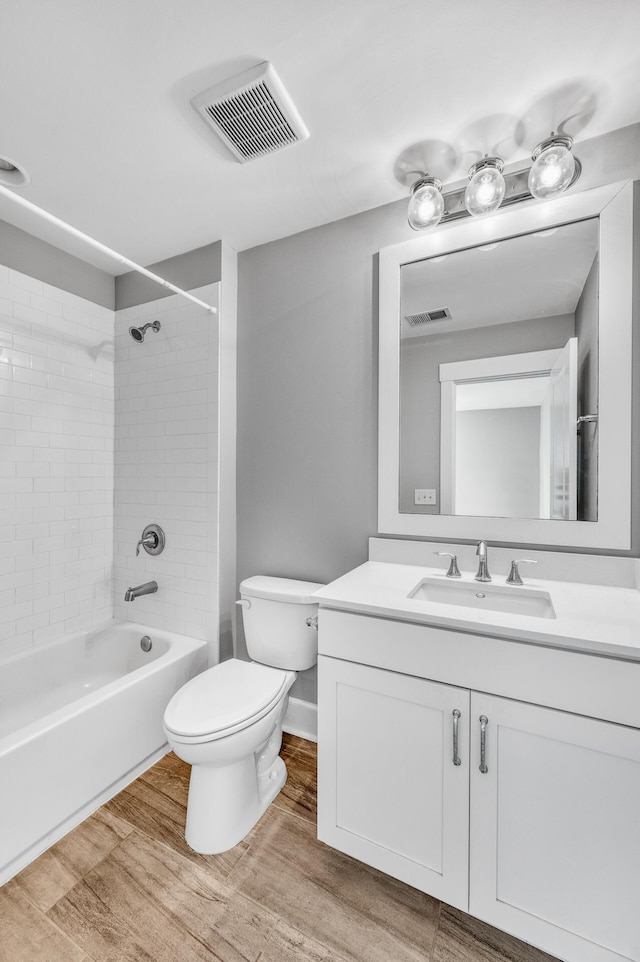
[129,320,161,342]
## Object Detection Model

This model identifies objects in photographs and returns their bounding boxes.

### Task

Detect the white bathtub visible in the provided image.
[0,620,207,884]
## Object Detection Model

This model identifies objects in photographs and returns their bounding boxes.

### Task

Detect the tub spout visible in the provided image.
[124,581,158,602]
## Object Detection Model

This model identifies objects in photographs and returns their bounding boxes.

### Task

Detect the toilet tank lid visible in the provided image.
[239,575,325,604]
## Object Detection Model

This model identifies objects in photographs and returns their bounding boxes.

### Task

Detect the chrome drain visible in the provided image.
[140,635,152,652]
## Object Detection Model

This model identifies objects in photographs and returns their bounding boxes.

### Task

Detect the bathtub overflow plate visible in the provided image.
[140,635,152,652]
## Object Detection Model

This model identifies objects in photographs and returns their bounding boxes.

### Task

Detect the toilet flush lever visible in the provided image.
[235,599,251,609]
[305,615,318,631]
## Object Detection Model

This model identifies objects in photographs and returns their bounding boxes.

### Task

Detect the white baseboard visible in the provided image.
[283,696,317,743]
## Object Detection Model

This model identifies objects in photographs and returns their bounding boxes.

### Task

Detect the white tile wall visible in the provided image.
[113,284,220,651]
[0,264,115,657]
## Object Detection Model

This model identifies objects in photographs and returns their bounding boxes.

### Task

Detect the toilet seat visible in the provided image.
[164,659,294,744]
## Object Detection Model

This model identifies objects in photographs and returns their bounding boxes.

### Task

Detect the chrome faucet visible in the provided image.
[124,580,158,602]
[475,541,491,583]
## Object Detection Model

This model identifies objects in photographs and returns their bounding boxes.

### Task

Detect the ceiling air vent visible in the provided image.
[405,307,452,326]
[191,62,309,163]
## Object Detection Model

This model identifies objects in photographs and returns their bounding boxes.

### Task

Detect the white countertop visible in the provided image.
[313,561,640,662]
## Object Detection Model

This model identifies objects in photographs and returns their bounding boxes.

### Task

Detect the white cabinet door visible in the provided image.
[318,656,470,910]
[469,693,640,962]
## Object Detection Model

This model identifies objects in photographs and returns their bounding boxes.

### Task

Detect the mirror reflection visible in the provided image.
[399,218,599,520]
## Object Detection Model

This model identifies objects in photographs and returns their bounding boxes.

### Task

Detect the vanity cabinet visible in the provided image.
[318,610,640,962]
[469,693,640,962]
[318,657,470,909]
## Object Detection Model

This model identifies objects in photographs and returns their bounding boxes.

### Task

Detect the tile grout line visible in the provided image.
[428,898,443,961]
[271,799,316,826]
[224,806,436,962]
[262,917,353,962]
[52,829,230,962]
[223,808,280,884]
[40,892,98,962]
[10,810,134,912]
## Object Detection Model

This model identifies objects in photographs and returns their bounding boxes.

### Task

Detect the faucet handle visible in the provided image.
[506,559,537,586]
[434,551,461,578]
[135,523,165,557]
[136,534,157,556]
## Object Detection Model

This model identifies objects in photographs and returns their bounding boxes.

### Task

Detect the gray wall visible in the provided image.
[236,199,415,699]
[398,313,575,514]
[237,199,414,589]
[0,221,223,312]
[115,241,222,309]
[0,219,114,308]
[456,407,541,517]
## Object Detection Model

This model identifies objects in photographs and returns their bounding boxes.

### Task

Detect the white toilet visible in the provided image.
[163,575,323,854]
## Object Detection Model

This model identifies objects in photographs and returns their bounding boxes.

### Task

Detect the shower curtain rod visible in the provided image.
[0,184,217,314]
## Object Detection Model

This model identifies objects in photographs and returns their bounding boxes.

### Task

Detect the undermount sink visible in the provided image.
[408,577,556,619]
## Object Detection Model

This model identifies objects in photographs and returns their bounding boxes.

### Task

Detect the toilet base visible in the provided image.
[167,669,296,855]
[185,752,287,854]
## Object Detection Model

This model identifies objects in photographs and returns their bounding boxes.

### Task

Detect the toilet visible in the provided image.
[163,575,323,854]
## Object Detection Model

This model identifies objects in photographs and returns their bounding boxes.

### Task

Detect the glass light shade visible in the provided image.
[464,161,506,217]
[528,141,576,199]
[408,178,445,231]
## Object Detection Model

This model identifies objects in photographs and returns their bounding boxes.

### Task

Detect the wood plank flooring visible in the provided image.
[1,734,560,962]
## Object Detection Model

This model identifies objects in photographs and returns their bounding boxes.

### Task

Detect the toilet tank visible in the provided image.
[239,576,324,671]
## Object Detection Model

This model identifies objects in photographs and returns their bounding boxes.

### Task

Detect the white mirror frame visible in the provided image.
[378,180,633,549]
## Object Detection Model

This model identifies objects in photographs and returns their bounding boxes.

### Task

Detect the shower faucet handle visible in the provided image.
[136,534,157,556]
[135,524,165,557]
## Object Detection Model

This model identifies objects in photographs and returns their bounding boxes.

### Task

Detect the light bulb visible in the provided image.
[464,158,505,217]
[408,177,445,231]
[529,135,576,199]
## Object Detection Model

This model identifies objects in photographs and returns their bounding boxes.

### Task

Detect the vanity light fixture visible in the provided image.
[528,133,578,200]
[406,135,581,231]
[407,176,445,231]
[464,156,506,217]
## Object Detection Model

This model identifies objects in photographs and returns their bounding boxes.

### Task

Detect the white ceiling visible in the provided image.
[1,0,640,272]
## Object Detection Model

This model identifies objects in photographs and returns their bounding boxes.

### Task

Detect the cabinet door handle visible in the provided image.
[452,709,462,766]
[479,715,488,773]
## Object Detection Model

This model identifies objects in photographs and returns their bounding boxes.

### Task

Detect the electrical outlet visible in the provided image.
[414,488,437,505]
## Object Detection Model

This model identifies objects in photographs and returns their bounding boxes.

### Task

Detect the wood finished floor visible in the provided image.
[1,735,560,962]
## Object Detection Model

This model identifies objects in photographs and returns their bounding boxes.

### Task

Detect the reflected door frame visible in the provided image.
[439,348,561,518]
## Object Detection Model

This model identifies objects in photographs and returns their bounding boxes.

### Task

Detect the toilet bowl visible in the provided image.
[163,576,323,854]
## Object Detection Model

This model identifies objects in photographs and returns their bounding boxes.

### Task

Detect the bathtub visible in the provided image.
[0,620,207,885]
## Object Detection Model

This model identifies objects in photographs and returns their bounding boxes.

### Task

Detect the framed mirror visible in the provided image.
[378,181,633,549]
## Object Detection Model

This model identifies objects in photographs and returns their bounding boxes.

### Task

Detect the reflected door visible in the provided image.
[439,339,578,520]
[547,338,578,520]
